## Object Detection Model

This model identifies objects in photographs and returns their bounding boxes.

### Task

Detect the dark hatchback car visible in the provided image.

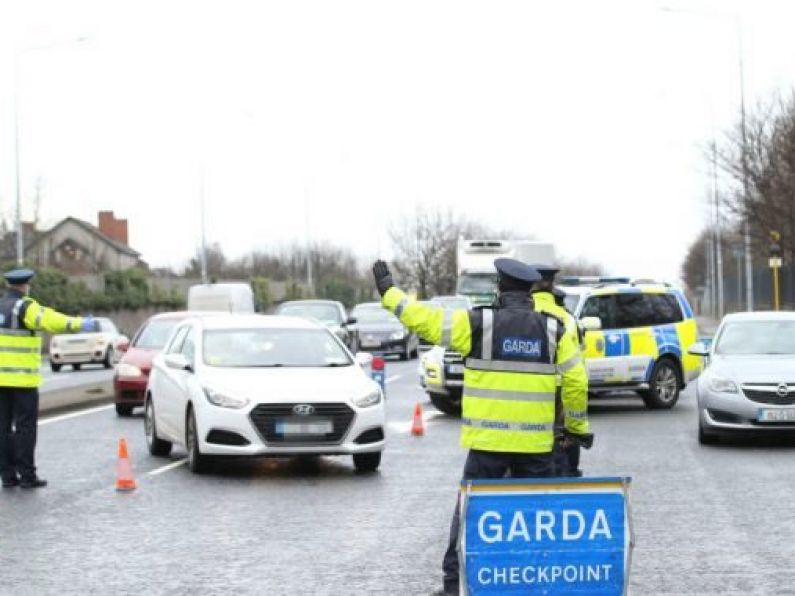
[352,302,418,360]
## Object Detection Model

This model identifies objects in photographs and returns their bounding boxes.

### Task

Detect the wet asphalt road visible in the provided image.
[2,359,795,595]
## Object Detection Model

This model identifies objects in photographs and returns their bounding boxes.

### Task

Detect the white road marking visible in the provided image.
[385,373,406,384]
[147,458,187,476]
[39,404,114,426]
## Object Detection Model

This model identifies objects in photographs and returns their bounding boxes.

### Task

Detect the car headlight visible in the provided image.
[203,387,250,409]
[116,363,143,377]
[708,376,738,394]
[353,389,382,408]
[390,330,405,340]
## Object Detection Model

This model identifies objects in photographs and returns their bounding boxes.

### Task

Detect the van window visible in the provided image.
[580,295,619,330]
[611,293,684,329]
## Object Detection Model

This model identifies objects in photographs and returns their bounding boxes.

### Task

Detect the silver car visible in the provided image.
[692,311,795,444]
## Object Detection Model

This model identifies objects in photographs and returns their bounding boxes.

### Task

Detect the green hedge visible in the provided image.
[0,264,184,314]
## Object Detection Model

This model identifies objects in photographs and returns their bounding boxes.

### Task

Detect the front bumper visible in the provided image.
[195,400,386,457]
[358,338,407,354]
[700,388,795,432]
[51,350,106,364]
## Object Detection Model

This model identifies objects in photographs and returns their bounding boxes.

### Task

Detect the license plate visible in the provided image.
[758,408,795,422]
[361,337,380,348]
[275,421,333,435]
[447,364,465,374]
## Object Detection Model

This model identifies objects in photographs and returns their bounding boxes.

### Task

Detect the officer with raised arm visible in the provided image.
[372,258,590,595]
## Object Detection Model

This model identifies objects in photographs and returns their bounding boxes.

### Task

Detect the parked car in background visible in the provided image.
[692,311,795,444]
[352,302,418,360]
[187,282,255,313]
[50,317,127,372]
[275,299,358,351]
[113,311,192,416]
[145,314,385,473]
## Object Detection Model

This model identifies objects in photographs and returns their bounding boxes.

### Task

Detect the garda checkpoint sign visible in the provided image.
[459,476,634,595]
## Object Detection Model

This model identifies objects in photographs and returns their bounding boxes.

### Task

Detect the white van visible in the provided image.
[187,283,255,313]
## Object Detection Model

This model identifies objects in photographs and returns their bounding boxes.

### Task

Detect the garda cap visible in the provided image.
[494,258,541,287]
[530,263,560,282]
[4,268,35,285]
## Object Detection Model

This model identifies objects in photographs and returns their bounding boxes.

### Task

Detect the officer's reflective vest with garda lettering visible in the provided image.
[0,289,83,388]
[383,287,589,454]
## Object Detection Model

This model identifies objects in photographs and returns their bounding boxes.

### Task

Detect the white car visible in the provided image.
[49,317,127,372]
[145,314,385,473]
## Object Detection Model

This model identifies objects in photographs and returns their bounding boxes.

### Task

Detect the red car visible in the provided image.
[113,312,192,416]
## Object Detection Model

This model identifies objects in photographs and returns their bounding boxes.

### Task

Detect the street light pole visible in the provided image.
[711,142,724,317]
[736,22,754,311]
[13,36,88,266]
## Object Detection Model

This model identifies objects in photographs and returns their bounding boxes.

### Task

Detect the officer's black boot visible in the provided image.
[19,476,47,489]
[1,475,19,488]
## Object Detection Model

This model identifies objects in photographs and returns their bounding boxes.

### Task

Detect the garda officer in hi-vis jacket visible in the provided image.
[372,258,590,595]
[0,269,98,490]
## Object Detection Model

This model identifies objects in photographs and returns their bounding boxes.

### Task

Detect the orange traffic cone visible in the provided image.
[116,437,137,492]
[411,402,425,436]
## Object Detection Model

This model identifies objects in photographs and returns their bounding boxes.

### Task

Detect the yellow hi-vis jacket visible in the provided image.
[383,287,589,454]
[533,290,589,430]
[0,289,85,388]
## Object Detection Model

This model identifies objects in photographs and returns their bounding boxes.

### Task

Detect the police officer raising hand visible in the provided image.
[372,258,590,595]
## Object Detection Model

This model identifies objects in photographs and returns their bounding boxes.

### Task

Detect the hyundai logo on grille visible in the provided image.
[293,404,315,416]
[777,384,789,398]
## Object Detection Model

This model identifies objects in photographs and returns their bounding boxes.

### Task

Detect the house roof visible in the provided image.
[26,217,141,258]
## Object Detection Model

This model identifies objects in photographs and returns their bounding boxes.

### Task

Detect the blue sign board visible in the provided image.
[460,477,633,595]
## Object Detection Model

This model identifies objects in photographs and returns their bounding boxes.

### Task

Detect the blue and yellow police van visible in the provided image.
[559,277,702,409]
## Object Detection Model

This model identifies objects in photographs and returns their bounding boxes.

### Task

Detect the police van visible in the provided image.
[560,277,702,409]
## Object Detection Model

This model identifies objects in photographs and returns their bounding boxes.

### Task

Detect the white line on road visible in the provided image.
[147,459,187,476]
[39,404,114,426]
[386,373,406,384]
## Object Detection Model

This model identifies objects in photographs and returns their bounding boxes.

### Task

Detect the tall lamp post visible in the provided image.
[13,36,88,265]
[661,7,753,311]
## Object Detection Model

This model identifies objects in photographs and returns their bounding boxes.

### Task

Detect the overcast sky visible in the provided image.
[1,0,794,282]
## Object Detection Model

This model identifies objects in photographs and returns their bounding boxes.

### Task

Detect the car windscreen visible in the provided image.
[456,274,498,294]
[277,304,341,325]
[353,308,400,324]
[563,294,580,314]
[203,328,352,367]
[134,319,180,349]
[715,320,795,355]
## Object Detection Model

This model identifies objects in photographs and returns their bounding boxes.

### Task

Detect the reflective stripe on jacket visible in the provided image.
[383,287,588,453]
[0,289,83,388]
[533,291,590,434]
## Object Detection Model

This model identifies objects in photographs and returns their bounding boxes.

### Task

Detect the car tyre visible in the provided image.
[429,389,462,417]
[50,361,62,373]
[72,363,82,371]
[103,348,114,369]
[353,451,381,473]
[186,407,210,474]
[115,404,134,417]
[698,421,719,445]
[639,359,681,409]
[145,398,172,457]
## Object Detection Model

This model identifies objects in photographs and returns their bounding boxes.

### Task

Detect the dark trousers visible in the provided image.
[442,449,553,592]
[0,387,40,481]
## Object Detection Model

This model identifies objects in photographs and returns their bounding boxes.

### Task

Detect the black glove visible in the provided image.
[372,260,394,297]
[563,429,594,450]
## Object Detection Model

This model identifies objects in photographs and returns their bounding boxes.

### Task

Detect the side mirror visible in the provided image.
[355,352,373,367]
[580,316,602,331]
[688,341,710,357]
[165,353,192,372]
[345,316,357,326]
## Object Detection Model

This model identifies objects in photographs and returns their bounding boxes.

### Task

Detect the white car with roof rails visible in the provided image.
[145,314,385,473]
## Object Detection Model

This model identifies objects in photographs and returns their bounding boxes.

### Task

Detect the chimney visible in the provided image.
[98,210,129,246]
